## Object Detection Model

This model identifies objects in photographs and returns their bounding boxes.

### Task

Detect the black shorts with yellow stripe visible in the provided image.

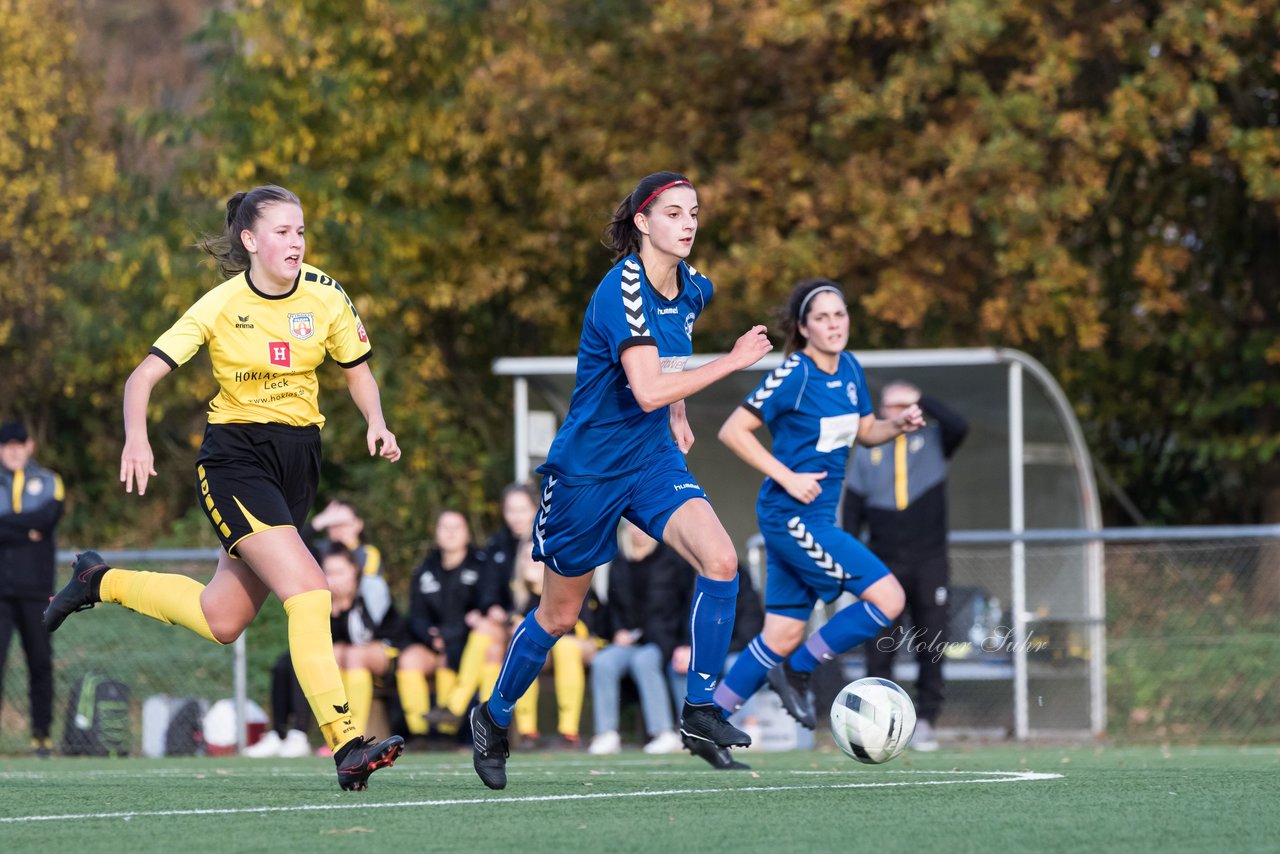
[195,422,321,557]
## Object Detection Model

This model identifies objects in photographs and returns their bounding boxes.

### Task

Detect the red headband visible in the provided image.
[635,180,692,215]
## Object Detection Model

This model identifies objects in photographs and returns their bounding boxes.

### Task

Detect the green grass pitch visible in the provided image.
[2,743,1277,852]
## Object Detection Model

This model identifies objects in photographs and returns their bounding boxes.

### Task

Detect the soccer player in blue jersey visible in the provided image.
[470,172,774,788]
[701,279,926,766]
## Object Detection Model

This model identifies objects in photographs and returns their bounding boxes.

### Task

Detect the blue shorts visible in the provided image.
[532,447,706,576]
[760,513,891,621]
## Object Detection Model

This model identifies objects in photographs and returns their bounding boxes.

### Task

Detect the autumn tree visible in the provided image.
[24,0,1279,570]
[0,0,116,436]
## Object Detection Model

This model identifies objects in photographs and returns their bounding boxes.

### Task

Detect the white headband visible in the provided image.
[797,285,844,321]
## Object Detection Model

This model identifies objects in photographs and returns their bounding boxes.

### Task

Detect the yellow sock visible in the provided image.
[396,670,430,736]
[341,668,374,737]
[447,633,492,716]
[552,639,584,737]
[434,668,457,706]
[283,590,356,751]
[99,569,219,644]
[514,677,539,737]
[434,668,459,734]
[479,662,501,702]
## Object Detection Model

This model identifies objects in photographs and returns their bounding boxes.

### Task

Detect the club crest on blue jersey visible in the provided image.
[684,312,695,340]
[289,312,315,340]
[847,382,859,407]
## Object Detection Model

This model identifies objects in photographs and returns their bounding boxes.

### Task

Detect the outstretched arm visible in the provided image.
[120,354,173,495]
[718,405,827,505]
[621,325,772,413]
[855,405,927,448]
[343,362,401,462]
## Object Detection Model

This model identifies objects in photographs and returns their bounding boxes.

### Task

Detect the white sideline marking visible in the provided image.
[0,770,1061,824]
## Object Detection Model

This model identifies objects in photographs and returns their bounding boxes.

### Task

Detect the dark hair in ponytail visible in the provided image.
[602,171,693,261]
[198,185,302,278]
[781,279,846,355]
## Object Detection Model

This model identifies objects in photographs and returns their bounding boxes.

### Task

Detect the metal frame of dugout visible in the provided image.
[494,347,1105,740]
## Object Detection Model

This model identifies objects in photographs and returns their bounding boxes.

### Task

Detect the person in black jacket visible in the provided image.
[396,510,487,738]
[450,484,538,725]
[0,421,64,756]
[843,382,969,751]
[587,521,687,755]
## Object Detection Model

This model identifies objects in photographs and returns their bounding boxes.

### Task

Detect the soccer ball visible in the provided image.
[829,677,917,764]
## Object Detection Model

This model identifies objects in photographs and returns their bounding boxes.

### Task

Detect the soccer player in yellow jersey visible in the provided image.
[44,185,404,790]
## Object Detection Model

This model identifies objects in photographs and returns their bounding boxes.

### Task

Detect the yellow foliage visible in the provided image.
[0,0,116,402]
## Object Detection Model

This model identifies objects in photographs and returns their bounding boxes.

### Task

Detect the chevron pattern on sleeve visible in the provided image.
[621,259,650,337]
[746,353,801,409]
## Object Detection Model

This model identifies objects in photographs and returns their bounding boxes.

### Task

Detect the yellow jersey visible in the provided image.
[151,264,372,427]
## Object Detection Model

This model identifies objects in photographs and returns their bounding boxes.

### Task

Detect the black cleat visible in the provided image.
[683,734,751,770]
[335,734,404,791]
[44,551,110,632]
[470,703,510,790]
[767,659,817,730]
[679,701,752,748]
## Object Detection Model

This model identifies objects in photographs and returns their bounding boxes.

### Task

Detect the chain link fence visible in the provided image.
[3,534,1279,754]
[1105,536,1280,742]
[866,532,1280,742]
[0,554,288,756]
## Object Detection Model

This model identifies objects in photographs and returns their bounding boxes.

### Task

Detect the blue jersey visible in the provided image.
[743,351,872,520]
[541,254,714,480]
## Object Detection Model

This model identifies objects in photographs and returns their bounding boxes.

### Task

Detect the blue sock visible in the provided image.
[714,634,782,714]
[487,609,557,728]
[686,574,739,705]
[790,600,891,673]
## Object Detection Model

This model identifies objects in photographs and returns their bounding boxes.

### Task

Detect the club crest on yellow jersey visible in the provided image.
[289,312,315,340]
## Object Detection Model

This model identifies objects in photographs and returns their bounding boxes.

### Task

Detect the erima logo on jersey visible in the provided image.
[235,314,254,329]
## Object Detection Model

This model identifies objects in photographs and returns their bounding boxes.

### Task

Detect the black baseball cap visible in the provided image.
[0,421,30,444]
